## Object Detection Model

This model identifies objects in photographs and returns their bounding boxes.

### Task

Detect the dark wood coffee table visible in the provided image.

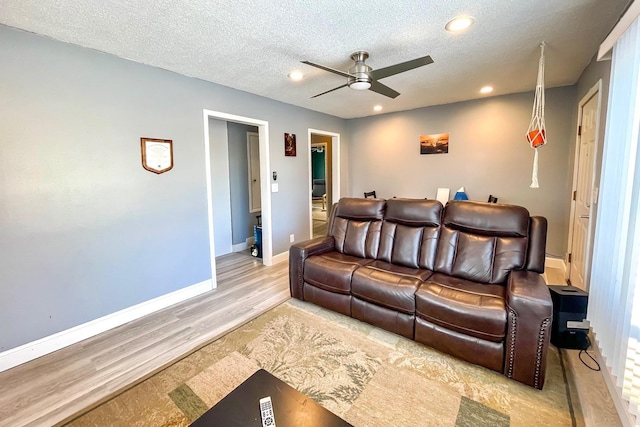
[190,369,353,426]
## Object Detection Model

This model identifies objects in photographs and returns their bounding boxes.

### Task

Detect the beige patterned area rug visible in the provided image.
[67,299,578,426]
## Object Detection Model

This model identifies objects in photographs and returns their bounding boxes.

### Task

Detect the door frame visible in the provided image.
[308,129,341,239]
[566,80,602,290]
[203,110,272,289]
[247,131,261,214]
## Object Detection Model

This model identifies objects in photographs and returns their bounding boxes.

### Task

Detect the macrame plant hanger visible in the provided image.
[527,42,547,188]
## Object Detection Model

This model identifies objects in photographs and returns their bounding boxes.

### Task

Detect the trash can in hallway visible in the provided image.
[252,225,262,258]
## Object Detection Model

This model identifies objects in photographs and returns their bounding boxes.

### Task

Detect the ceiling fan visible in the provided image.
[302,51,434,99]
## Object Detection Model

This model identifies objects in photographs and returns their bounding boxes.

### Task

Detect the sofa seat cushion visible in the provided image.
[415,273,506,342]
[304,251,373,294]
[364,260,433,282]
[352,265,425,314]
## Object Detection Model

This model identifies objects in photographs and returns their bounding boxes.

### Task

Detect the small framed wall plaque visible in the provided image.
[284,133,296,157]
[141,138,173,174]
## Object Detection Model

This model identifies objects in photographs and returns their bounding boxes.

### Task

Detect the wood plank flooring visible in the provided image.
[0,252,289,427]
[543,265,622,426]
[312,207,328,239]
[0,256,621,426]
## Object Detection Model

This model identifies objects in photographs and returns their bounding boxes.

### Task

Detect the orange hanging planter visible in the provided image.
[526,43,547,188]
[527,129,546,148]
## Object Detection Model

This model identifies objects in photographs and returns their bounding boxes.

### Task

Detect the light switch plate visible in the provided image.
[271,183,279,193]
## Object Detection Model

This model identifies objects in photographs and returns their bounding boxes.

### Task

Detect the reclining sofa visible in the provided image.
[289,198,553,389]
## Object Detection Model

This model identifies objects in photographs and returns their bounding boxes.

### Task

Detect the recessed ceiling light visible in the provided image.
[445,16,474,32]
[373,105,383,112]
[480,86,494,94]
[288,71,304,81]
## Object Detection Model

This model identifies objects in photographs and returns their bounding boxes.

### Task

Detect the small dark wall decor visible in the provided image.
[285,133,296,157]
[420,133,449,155]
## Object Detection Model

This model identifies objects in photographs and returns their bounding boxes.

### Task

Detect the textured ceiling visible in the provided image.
[0,0,628,119]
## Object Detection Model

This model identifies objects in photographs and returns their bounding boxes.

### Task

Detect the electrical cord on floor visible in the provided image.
[578,333,601,371]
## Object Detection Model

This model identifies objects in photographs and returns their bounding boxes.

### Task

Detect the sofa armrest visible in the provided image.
[289,236,335,299]
[526,216,548,273]
[505,270,553,389]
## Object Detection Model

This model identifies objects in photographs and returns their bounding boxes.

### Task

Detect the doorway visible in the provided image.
[311,141,329,237]
[203,110,272,289]
[308,129,341,239]
[566,81,602,291]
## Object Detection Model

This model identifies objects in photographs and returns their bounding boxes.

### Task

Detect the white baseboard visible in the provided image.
[271,251,289,265]
[232,237,255,253]
[0,279,213,373]
[232,242,247,252]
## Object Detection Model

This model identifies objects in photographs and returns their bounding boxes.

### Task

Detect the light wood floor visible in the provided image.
[0,256,621,426]
[0,252,290,427]
[544,265,622,427]
[312,207,328,238]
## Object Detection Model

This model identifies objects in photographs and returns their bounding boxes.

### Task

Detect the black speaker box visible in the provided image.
[549,285,589,349]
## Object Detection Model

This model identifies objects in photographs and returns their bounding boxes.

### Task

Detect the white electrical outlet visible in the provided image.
[290,234,294,243]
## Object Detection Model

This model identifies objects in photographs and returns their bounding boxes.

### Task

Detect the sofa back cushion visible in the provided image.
[330,198,385,258]
[378,199,443,269]
[434,201,529,284]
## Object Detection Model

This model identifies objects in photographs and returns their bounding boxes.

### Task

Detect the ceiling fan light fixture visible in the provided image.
[287,71,304,81]
[303,51,432,99]
[350,81,371,90]
[445,16,474,32]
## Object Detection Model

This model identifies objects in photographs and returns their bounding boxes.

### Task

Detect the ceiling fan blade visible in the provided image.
[369,80,400,98]
[369,55,434,80]
[311,84,348,98]
[301,61,353,79]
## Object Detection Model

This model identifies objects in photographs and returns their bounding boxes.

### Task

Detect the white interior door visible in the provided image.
[568,87,600,290]
[247,132,261,213]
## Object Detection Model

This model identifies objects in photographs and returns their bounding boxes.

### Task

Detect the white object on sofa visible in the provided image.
[436,188,450,205]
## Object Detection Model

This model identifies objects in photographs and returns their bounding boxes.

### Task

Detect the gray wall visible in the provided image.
[227,122,259,245]
[209,119,232,255]
[0,25,347,352]
[346,87,577,256]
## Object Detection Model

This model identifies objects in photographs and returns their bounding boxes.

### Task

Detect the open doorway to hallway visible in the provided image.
[207,120,261,258]
[309,130,340,239]
[203,110,273,289]
[311,140,329,237]
[230,126,262,255]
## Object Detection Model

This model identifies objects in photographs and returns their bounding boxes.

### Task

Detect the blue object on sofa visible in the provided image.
[453,186,468,200]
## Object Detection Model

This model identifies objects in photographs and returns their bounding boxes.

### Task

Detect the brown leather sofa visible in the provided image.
[289,198,553,389]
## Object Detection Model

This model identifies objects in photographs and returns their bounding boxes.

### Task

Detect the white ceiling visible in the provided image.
[0,0,629,119]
